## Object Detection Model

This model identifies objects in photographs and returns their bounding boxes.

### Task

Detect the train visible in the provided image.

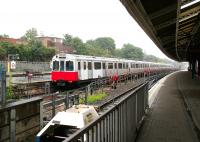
[50,53,174,85]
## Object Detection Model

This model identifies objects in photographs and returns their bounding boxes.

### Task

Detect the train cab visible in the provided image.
[51,54,78,84]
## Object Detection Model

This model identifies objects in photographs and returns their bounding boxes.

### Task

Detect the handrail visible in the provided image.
[63,82,148,142]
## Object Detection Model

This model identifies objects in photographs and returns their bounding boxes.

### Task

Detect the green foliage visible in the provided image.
[70,37,87,54]
[63,34,73,46]
[120,43,144,60]
[95,37,116,51]
[7,73,14,99]
[143,54,162,62]
[87,92,107,104]
[80,92,108,104]
[0,30,169,63]
[85,43,112,57]
[0,47,6,60]
[85,38,115,57]
[0,41,55,62]
[21,28,38,43]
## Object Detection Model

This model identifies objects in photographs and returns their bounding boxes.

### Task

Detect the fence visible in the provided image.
[63,82,149,142]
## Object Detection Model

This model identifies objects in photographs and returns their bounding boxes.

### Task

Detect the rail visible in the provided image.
[63,82,149,142]
[41,72,169,121]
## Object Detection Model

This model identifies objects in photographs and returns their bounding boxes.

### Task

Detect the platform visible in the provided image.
[136,71,200,142]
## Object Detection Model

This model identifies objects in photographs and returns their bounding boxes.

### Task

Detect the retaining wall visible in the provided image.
[0,97,43,142]
[0,61,50,72]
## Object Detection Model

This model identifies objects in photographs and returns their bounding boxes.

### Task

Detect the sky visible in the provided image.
[0,0,170,59]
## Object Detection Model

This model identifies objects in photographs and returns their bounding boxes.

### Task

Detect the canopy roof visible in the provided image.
[121,0,200,61]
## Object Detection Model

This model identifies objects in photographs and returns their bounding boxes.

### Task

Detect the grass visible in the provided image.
[80,91,108,104]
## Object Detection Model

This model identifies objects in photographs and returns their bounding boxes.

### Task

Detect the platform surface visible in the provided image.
[136,71,199,142]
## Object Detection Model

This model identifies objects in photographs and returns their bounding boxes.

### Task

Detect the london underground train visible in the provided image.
[50,53,174,85]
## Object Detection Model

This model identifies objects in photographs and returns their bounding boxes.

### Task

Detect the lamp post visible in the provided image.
[7,54,19,73]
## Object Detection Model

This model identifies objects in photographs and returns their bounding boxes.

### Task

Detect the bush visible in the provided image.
[80,91,108,104]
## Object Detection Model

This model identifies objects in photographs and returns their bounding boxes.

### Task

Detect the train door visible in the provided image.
[102,62,106,77]
[88,61,93,79]
[82,61,88,80]
[93,62,102,78]
[118,63,122,75]
[114,62,118,75]
[77,61,81,80]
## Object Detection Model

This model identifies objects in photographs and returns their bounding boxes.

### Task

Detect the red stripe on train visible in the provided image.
[51,71,78,82]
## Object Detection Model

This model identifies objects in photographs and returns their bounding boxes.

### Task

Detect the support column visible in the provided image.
[198,60,200,76]
[192,59,196,79]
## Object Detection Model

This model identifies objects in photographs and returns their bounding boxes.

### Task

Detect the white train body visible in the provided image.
[51,53,174,83]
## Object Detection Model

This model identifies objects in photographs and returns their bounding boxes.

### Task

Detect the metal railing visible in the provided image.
[63,82,149,142]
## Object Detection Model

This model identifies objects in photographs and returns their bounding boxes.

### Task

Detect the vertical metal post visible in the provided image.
[85,85,90,105]
[45,82,50,95]
[192,60,196,79]
[10,108,16,142]
[52,93,56,117]
[40,100,43,129]
[65,92,69,109]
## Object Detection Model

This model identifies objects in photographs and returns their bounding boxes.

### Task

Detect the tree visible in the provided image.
[0,47,6,60]
[71,37,87,54]
[120,43,144,60]
[85,38,115,57]
[63,34,73,46]
[94,37,116,51]
[21,28,38,43]
[143,54,160,62]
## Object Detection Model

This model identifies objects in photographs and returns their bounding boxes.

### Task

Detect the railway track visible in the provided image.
[97,81,144,114]
[37,73,168,141]
[42,73,166,117]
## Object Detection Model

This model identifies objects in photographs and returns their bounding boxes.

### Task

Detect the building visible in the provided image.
[0,37,27,45]
[37,36,75,54]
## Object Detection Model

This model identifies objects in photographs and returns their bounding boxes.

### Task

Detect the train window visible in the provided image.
[78,62,81,70]
[60,61,64,71]
[115,63,117,69]
[94,62,101,70]
[118,63,122,69]
[53,61,59,71]
[66,61,74,71]
[103,63,106,69]
[88,62,92,70]
[108,63,113,69]
[84,62,86,70]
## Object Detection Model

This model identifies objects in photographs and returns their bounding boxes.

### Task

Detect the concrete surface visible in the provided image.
[136,71,199,142]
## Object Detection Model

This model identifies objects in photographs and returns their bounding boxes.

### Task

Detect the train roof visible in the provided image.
[52,53,172,66]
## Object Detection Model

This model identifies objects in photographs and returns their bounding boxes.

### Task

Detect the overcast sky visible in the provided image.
[0,0,170,59]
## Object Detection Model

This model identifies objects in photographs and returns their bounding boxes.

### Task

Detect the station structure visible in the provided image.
[0,0,200,142]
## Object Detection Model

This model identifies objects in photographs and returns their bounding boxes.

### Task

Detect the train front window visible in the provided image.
[66,61,74,71]
[60,61,64,71]
[53,61,59,71]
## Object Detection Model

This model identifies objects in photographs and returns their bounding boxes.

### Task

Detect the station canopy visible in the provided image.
[121,0,200,61]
